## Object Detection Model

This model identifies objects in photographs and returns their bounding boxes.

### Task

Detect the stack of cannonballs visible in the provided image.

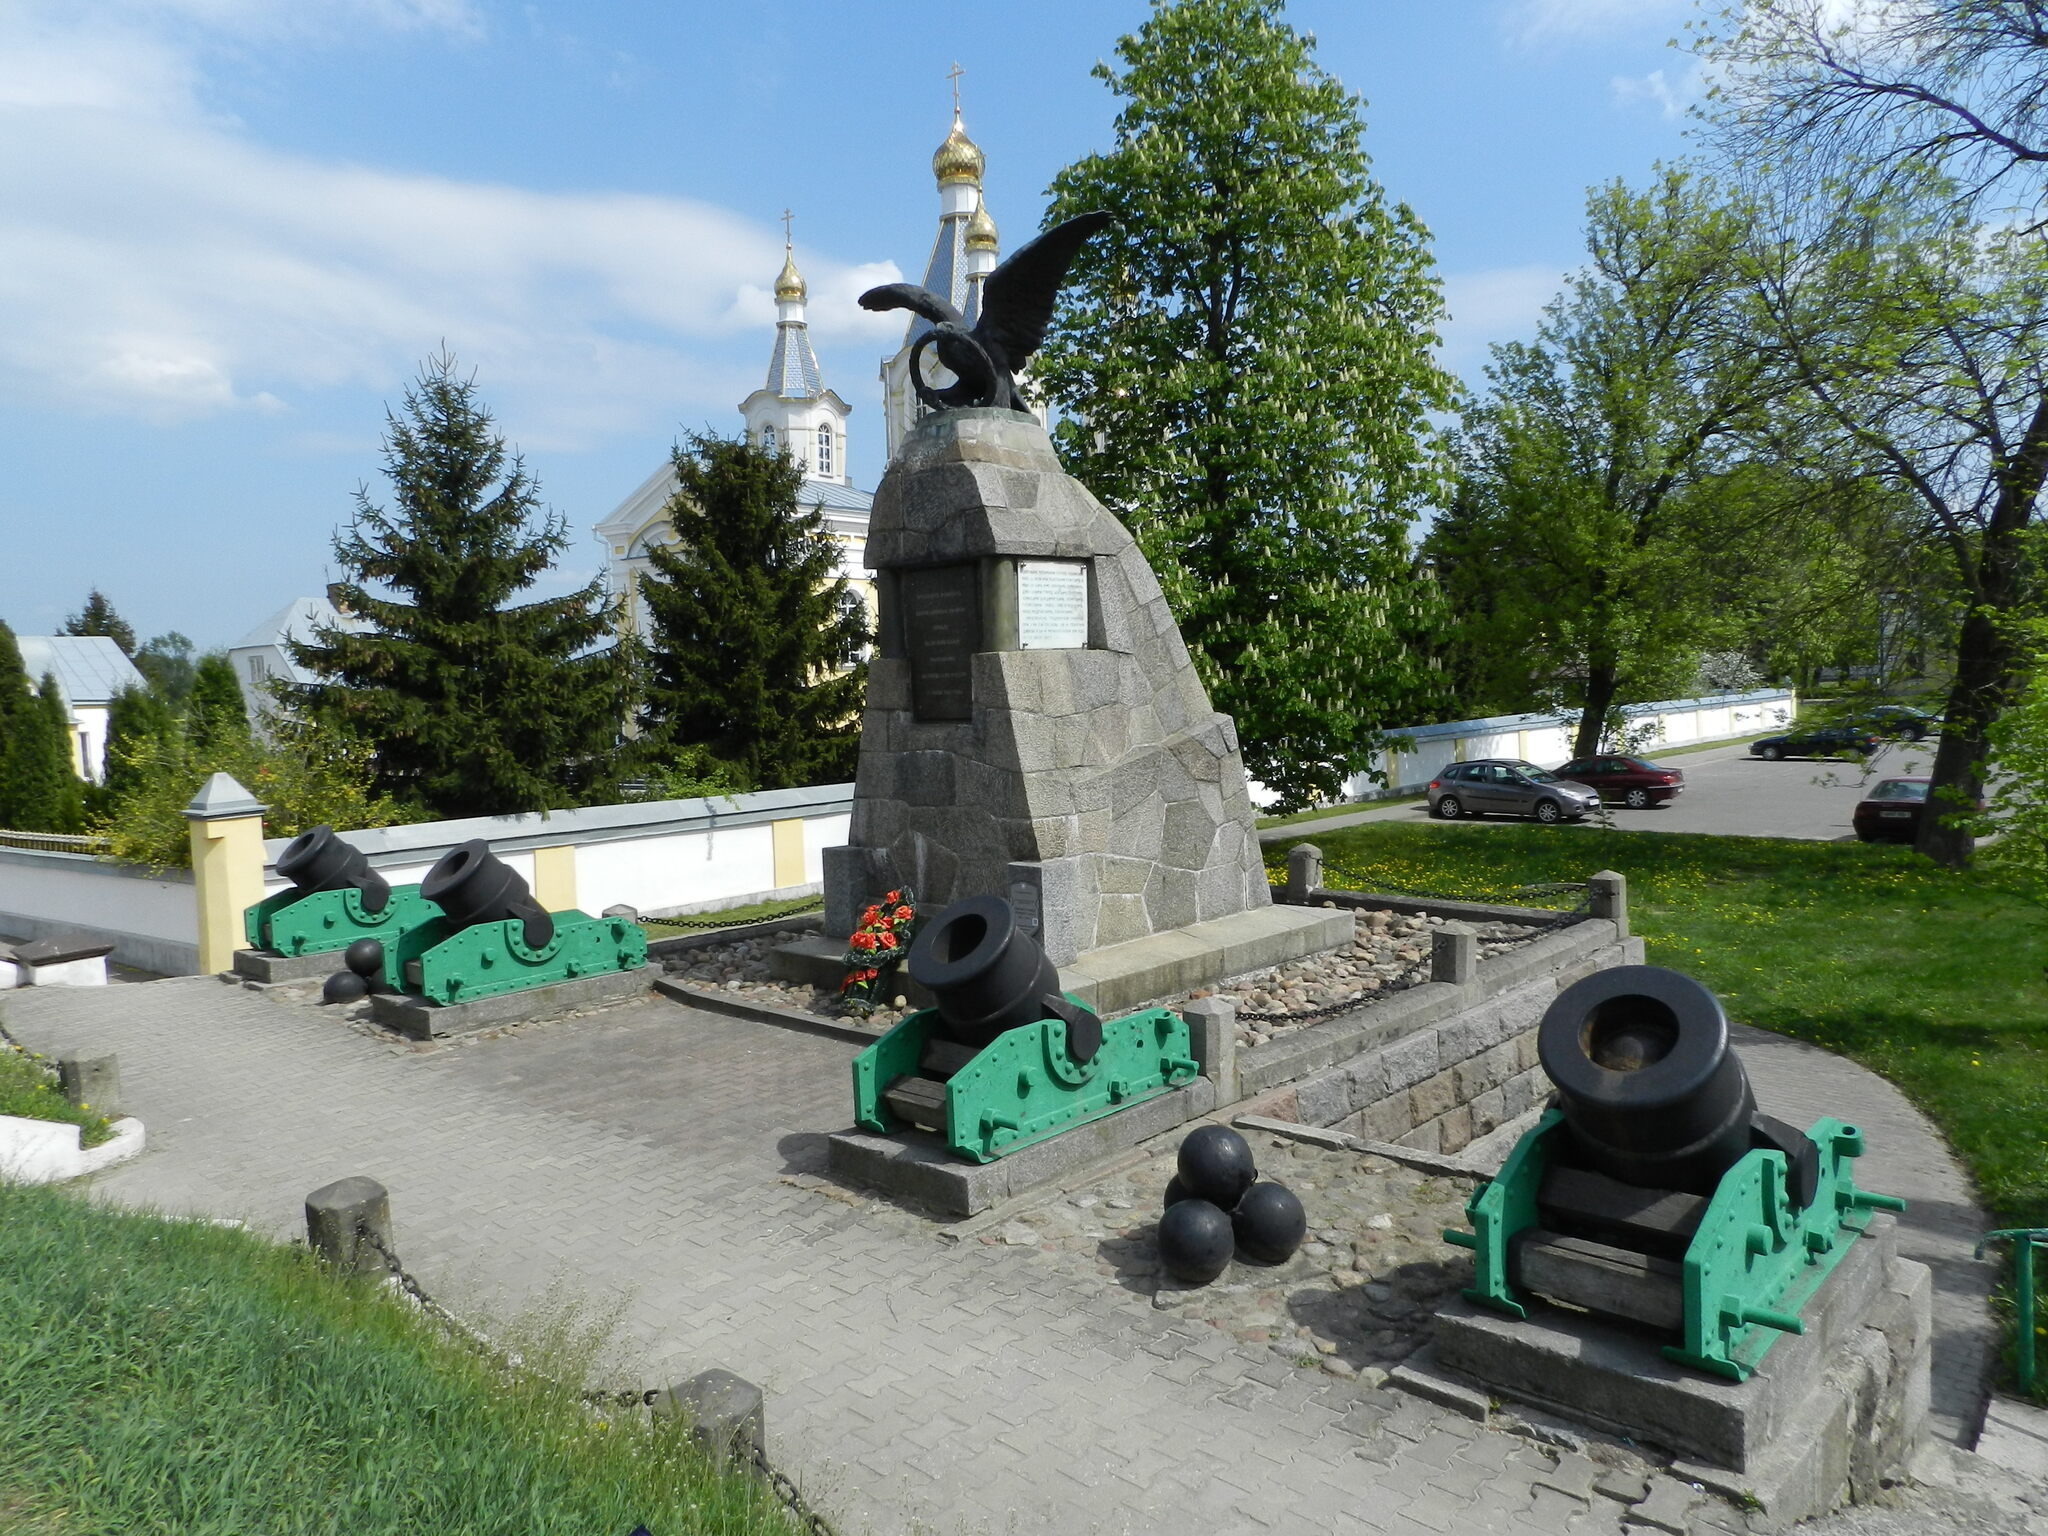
[319,938,389,1005]
[1156,1126,1307,1285]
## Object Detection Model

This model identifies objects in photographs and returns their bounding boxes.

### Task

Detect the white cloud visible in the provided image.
[0,2,900,441]
[1612,61,1703,120]
[1438,264,1564,375]
[1501,0,1692,47]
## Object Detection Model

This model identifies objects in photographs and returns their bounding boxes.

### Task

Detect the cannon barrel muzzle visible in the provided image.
[906,894,1100,1059]
[1538,964,1759,1197]
[274,824,391,915]
[420,840,554,951]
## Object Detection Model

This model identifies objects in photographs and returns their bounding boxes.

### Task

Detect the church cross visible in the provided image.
[947,61,965,115]
[781,208,794,248]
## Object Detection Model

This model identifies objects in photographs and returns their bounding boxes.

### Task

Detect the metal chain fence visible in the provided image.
[354,1226,841,1536]
[645,897,825,933]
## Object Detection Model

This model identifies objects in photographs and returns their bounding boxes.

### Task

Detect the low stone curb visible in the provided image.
[1232,1113,1494,1182]
[368,964,658,1040]
[0,1113,145,1183]
[649,976,882,1047]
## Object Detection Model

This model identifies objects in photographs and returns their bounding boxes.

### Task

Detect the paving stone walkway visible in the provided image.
[2,977,2039,1536]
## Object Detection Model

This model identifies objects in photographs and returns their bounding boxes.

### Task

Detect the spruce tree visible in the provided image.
[186,653,251,758]
[100,684,182,803]
[637,432,868,788]
[0,621,36,828]
[133,632,197,709]
[61,589,137,657]
[9,675,87,833]
[288,353,636,818]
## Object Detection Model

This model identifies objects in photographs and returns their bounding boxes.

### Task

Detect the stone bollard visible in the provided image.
[1587,869,1629,940]
[653,1368,766,1468]
[1431,922,1479,986]
[304,1176,397,1277]
[1180,997,1239,1103]
[56,1054,119,1116]
[1285,843,1324,904]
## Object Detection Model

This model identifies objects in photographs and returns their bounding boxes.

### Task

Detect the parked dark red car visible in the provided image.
[1552,755,1686,809]
[1851,778,1978,843]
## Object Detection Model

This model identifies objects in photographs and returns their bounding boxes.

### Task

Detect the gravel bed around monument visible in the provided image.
[656,909,1547,1042]
[977,1129,1480,1379]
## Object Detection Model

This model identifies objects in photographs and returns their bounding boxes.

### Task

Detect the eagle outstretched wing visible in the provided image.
[977,211,1115,366]
[857,283,965,329]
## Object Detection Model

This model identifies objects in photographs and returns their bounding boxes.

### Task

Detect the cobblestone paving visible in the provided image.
[1,978,2038,1536]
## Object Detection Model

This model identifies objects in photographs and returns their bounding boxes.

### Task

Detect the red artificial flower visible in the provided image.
[860,967,878,981]
[862,905,881,925]
[883,890,901,904]
[894,905,913,922]
[851,932,875,952]
[878,931,897,950]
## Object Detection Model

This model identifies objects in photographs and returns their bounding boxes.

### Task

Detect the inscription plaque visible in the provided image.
[902,564,980,721]
[1016,559,1089,649]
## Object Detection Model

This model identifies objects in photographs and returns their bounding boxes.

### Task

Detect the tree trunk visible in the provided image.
[1576,663,1619,759]
[1914,392,2048,868]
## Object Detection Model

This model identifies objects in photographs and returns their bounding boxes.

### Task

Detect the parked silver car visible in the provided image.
[1427,759,1602,824]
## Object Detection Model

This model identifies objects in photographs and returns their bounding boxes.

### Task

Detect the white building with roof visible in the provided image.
[595,232,875,638]
[227,593,368,721]
[13,635,146,782]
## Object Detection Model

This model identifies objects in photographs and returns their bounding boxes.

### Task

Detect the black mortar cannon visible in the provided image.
[1448,964,1903,1379]
[242,824,440,961]
[850,894,1199,1162]
[385,840,645,1006]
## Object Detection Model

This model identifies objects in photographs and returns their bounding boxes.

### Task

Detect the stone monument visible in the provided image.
[826,405,1277,965]
[776,213,1345,1009]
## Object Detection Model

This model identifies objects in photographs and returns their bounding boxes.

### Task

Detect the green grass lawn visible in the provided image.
[0,1040,113,1148]
[0,1182,804,1536]
[1266,823,2048,1230]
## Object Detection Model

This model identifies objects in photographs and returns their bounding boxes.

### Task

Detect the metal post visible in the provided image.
[1974,1227,2047,1396]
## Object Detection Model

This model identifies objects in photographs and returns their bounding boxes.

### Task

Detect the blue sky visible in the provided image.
[0,0,1702,650]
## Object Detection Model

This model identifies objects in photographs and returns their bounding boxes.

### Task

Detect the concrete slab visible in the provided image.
[1430,1216,1900,1471]
[825,1075,1216,1218]
[367,963,657,1040]
[232,947,348,984]
[1974,1396,2048,1481]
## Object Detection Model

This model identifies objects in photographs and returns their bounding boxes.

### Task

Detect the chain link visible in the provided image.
[352,1226,839,1536]
[645,897,824,933]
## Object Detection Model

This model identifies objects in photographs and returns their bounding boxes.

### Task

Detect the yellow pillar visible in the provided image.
[530,845,579,914]
[770,818,806,889]
[183,773,269,976]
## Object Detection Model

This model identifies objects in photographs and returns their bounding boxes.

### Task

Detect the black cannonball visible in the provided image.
[1163,1174,1193,1209]
[1176,1125,1257,1210]
[1157,1198,1235,1285]
[1232,1180,1307,1265]
[344,937,386,980]
[322,969,370,1005]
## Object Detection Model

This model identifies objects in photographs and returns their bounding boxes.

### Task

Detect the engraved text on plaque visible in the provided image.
[1016,559,1089,649]
[902,564,980,721]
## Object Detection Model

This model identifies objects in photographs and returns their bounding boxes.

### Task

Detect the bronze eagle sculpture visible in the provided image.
[859,210,1114,413]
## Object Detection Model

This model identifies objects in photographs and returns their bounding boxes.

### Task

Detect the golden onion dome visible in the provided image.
[964,201,999,252]
[932,113,985,185]
[773,247,806,301]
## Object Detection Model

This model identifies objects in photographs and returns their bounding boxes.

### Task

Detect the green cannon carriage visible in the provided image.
[1446,965,1904,1380]
[850,894,1199,1163]
[387,840,646,1006]
[243,825,440,963]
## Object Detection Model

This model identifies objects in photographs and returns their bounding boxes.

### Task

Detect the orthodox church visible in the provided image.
[594,105,1041,637]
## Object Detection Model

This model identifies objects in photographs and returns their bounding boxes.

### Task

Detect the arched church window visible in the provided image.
[837,586,870,662]
[761,424,777,453]
[816,424,834,477]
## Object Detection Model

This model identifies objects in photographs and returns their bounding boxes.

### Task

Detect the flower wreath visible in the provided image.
[839,886,918,1016]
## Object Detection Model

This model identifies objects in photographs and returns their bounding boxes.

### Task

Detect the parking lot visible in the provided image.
[1264,736,1947,845]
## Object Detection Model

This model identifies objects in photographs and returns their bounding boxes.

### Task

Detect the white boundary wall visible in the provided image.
[1337,689,1797,803]
[0,784,854,977]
